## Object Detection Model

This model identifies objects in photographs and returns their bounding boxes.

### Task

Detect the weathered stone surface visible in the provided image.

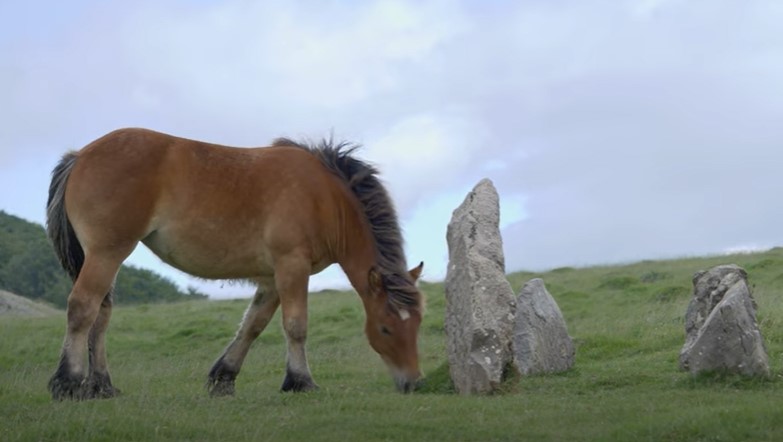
[445,179,516,394]
[513,278,575,375]
[679,265,769,377]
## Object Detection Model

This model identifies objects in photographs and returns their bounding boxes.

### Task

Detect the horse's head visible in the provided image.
[365,262,424,393]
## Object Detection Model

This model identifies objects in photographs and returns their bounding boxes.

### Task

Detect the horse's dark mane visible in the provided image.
[272,137,420,312]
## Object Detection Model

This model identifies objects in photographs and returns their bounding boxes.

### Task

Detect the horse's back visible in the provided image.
[64,128,345,279]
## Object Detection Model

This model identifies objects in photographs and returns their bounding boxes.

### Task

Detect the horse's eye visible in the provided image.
[380,326,392,336]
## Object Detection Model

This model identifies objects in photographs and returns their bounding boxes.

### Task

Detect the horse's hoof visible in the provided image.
[48,374,85,401]
[208,379,236,397]
[207,358,238,397]
[281,370,319,393]
[84,373,120,399]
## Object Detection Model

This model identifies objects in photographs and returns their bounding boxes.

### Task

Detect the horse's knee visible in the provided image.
[283,317,307,343]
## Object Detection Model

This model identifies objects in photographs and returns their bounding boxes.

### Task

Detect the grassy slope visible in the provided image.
[3,249,783,441]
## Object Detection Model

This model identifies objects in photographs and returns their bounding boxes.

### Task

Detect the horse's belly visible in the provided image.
[141,228,273,279]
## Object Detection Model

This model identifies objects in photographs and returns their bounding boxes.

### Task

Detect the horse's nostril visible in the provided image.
[394,376,420,393]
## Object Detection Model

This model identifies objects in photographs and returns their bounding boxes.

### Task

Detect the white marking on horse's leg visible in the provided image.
[283,315,310,374]
[62,304,94,378]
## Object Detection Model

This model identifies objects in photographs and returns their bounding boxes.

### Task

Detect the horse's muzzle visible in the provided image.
[394,375,424,394]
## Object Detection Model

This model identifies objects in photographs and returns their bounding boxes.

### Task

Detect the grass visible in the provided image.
[3,248,783,441]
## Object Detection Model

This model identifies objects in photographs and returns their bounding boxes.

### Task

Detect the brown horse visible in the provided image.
[46,128,424,400]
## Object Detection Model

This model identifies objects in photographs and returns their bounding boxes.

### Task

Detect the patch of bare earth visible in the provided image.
[0,290,60,317]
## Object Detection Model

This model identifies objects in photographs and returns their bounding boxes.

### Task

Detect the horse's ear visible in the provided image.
[368,267,383,296]
[409,261,424,283]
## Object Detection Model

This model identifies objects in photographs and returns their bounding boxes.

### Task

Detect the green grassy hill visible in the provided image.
[3,248,783,441]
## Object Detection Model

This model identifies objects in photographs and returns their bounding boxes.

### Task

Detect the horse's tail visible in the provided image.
[46,152,84,281]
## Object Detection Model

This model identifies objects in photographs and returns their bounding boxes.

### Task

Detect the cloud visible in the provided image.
[2,1,783,295]
[489,2,783,271]
[366,112,486,211]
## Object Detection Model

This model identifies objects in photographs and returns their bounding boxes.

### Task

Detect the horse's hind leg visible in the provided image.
[49,249,129,400]
[84,290,119,398]
[208,279,280,397]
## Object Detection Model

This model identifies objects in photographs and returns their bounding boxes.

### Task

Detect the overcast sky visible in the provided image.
[1,0,781,298]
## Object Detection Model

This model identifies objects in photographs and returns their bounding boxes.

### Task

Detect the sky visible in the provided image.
[1,0,782,299]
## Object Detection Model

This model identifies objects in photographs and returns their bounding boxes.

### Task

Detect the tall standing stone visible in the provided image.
[679,265,769,377]
[513,278,575,375]
[445,179,516,394]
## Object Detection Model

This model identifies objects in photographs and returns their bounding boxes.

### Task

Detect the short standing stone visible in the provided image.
[679,265,769,377]
[513,278,575,375]
[445,179,516,394]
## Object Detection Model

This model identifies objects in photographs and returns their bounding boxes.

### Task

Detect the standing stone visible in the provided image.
[513,279,575,375]
[679,265,769,377]
[445,179,516,394]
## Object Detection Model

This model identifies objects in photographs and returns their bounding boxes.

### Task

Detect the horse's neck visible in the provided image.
[336,215,377,297]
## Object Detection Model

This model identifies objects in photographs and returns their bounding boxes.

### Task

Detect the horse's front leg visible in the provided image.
[276,256,318,392]
[208,281,280,397]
